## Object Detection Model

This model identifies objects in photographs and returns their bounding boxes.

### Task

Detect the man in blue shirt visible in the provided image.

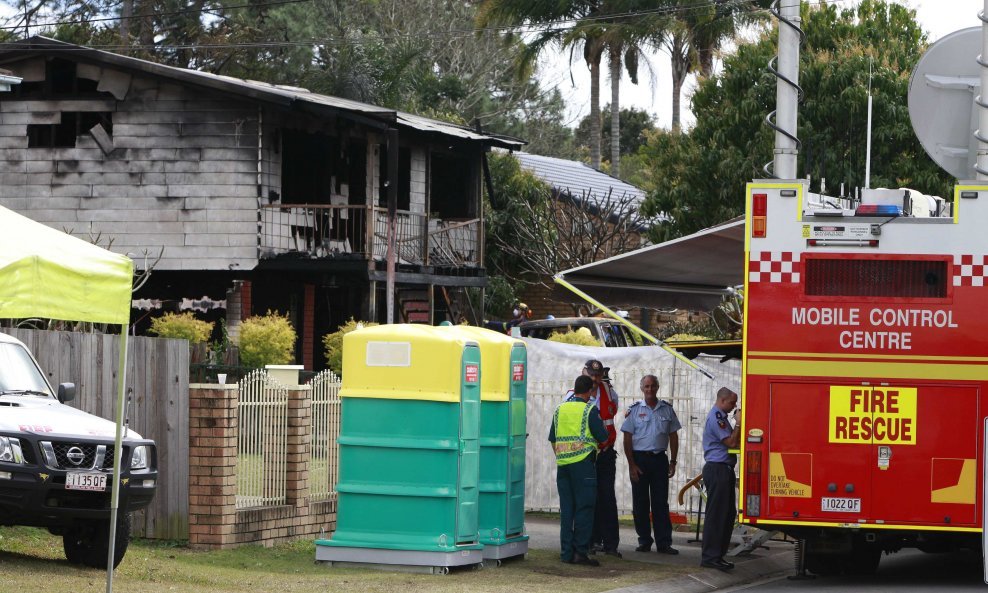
[621,374,681,554]
[700,387,742,572]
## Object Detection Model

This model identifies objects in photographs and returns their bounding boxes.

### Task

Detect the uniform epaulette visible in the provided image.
[628,401,641,409]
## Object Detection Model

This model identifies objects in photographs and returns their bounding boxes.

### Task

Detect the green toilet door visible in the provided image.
[455,345,482,544]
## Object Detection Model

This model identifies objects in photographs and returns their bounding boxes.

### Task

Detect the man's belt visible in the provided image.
[634,450,666,456]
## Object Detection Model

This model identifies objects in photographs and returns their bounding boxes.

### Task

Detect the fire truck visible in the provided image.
[739,182,988,574]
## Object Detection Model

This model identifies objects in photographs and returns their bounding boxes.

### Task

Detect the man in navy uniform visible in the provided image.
[621,374,681,554]
[549,375,609,565]
[700,387,742,571]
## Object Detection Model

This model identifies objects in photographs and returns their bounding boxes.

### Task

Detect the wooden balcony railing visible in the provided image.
[259,204,481,268]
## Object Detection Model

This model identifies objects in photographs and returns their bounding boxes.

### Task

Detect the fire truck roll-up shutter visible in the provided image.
[763,381,978,527]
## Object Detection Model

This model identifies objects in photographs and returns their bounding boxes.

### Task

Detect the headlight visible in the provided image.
[130,445,148,470]
[0,436,24,464]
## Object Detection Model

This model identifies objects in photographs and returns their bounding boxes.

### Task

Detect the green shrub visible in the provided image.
[547,327,602,347]
[239,311,297,369]
[664,333,709,343]
[323,318,379,375]
[148,312,213,344]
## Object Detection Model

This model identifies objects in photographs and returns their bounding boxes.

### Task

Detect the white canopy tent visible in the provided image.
[0,205,133,592]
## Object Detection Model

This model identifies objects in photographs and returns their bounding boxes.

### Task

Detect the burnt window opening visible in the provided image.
[27,112,112,149]
[377,145,411,211]
[804,258,948,299]
[430,151,473,219]
[281,130,337,204]
[11,58,100,98]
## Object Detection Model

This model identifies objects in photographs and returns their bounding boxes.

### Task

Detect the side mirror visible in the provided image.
[57,383,76,403]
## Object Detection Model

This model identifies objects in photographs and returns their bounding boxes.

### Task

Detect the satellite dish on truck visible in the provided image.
[908,27,981,180]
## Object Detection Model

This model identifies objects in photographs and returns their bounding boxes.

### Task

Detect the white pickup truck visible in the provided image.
[0,332,157,567]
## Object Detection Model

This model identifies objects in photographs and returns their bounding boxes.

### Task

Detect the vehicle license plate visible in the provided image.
[65,472,107,491]
[821,497,860,512]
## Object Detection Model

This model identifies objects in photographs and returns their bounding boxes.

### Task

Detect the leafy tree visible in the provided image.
[484,151,649,292]
[148,312,213,343]
[576,104,656,160]
[639,0,953,242]
[239,310,296,369]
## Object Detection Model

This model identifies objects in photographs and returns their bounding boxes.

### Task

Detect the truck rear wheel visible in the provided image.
[62,514,131,569]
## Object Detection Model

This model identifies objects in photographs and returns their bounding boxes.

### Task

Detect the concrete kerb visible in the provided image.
[524,515,795,592]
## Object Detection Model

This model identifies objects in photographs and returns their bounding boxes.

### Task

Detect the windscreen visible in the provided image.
[0,343,53,395]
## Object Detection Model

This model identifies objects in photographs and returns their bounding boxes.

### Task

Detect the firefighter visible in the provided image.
[483,302,532,334]
[700,387,742,572]
[583,359,621,557]
[549,375,609,566]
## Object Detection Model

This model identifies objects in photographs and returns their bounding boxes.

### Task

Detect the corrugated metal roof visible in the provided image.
[0,36,523,148]
[514,152,647,207]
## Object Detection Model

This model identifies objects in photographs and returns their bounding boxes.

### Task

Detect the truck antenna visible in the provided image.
[865,58,874,189]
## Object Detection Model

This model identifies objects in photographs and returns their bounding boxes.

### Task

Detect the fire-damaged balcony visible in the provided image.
[259,204,482,268]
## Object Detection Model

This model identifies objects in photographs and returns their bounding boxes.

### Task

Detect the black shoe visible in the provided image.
[656,546,680,555]
[590,542,603,553]
[561,557,574,564]
[602,549,623,558]
[719,558,735,569]
[573,554,600,567]
[634,544,651,552]
[700,559,733,572]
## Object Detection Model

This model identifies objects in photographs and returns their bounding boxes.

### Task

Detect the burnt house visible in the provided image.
[0,37,521,369]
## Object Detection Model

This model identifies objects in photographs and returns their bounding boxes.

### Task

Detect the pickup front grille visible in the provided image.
[40,441,115,470]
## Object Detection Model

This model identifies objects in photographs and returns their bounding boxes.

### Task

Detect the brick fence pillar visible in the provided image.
[285,385,311,508]
[188,384,239,549]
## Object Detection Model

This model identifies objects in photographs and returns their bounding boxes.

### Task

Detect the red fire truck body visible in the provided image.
[740,180,988,573]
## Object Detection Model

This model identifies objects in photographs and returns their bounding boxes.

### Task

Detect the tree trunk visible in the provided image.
[588,41,603,170]
[609,45,621,178]
[119,0,132,45]
[670,35,689,133]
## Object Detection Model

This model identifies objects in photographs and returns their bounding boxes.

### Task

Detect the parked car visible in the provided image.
[518,317,643,347]
[0,332,157,568]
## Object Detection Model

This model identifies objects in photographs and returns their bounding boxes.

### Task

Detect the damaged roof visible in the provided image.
[0,36,524,149]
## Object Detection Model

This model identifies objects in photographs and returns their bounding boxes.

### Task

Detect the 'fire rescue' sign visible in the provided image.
[828,386,917,445]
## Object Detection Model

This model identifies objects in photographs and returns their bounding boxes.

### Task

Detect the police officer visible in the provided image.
[549,375,609,565]
[700,387,742,572]
[621,374,681,554]
[583,359,621,557]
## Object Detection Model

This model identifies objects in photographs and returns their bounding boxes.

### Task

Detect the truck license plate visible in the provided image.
[821,497,860,513]
[65,472,107,492]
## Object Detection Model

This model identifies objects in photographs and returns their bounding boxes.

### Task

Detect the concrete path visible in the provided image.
[525,515,795,592]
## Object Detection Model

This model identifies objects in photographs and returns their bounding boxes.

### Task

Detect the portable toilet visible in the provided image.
[445,326,528,563]
[315,324,484,573]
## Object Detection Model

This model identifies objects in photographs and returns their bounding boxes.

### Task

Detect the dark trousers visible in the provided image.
[591,447,619,551]
[701,461,737,563]
[557,456,597,562]
[630,451,672,549]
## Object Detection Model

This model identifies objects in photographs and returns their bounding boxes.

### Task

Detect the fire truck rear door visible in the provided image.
[870,384,978,526]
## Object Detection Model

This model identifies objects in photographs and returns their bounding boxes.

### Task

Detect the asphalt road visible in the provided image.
[728,548,985,592]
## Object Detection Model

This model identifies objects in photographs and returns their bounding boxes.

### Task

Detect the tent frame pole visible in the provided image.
[106,324,130,593]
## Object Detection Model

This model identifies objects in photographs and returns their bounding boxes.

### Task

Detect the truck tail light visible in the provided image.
[745,450,762,517]
[752,194,767,238]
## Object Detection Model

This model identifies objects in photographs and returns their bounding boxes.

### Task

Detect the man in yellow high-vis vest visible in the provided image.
[549,375,609,565]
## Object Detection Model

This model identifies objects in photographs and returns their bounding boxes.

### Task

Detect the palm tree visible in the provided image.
[477,0,609,169]
[665,0,766,131]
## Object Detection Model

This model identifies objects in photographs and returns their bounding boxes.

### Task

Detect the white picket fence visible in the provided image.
[236,369,289,509]
[309,369,342,501]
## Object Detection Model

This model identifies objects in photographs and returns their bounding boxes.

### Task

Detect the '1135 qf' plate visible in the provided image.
[821,497,861,513]
[65,472,107,492]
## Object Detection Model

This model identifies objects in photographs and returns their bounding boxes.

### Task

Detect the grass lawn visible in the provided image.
[0,525,690,593]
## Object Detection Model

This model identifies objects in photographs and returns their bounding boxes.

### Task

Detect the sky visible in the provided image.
[539,0,986,131]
